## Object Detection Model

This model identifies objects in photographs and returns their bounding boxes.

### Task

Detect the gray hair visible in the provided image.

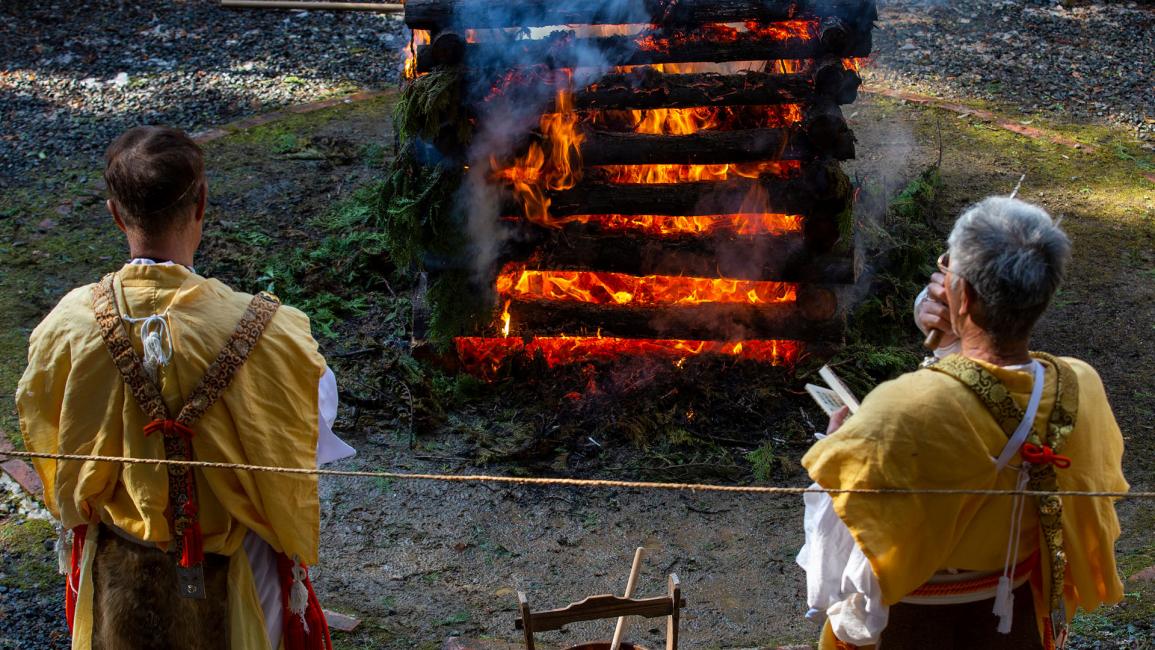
[947,197,1071,341]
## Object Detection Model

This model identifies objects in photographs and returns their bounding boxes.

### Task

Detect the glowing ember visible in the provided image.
[843,57,869,72]
[404,29,431,80]
[477,19,826,373]
[597,160,800,184]
[635,20,817,54]
[497,268,797,306]
[590,105,804,133]
[501,300,512,336]
[456,336,802,378]
[551,213,803,237]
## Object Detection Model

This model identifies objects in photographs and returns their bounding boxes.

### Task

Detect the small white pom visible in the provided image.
[56,528,71,575]
[993,576,1014,634]
[290,558,310,634]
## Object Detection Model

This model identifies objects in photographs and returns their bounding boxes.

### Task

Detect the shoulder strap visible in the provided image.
[92,275,282,587]
[930,353,1080,645]
[92,273,171,421]
[929,355,1024,437]
[176,292,281,426]
[1031,352,1079,455]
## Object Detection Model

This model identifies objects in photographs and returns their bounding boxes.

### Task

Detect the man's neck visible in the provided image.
[127,243,193,268]
[960,331,1032,367]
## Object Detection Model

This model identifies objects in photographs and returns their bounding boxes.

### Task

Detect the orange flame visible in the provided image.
[493,71,583,225]
[403,29,431,80]
[550,213,803,237]
[456,336,802,378]
[497,268,797,307]
[598,160,799,184]
[842,57,869,73]
[596,105,804,134]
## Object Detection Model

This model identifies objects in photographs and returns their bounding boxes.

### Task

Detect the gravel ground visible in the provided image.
[0,480,67,650]
[0,0,407,184]
[870,0,1155,141]
[2,0,1152,185]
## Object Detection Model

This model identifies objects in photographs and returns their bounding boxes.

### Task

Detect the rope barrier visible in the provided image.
[2,449,1147,499]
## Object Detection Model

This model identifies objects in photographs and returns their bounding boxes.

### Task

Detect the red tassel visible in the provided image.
[276,553,333,650]
[65,525,87,632]
[304,572,333,650]
[180,521,204,568]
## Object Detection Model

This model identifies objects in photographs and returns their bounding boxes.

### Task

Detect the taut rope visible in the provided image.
[1,449,1146,499]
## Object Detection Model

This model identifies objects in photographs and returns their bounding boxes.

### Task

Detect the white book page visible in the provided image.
[805,383,845,417]
[818,365,860,414]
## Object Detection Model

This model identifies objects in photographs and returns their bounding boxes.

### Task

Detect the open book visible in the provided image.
[805,365,861,417]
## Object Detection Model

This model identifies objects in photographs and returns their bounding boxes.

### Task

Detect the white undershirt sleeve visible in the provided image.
[316,367,355,465]
[250,365,356,649]
[797,484,889,645]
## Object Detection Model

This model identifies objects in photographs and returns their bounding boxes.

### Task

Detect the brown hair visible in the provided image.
[104,126,205,237]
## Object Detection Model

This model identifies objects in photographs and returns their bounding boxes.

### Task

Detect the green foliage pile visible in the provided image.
[379,147,464,270]
[259,183,399,338]
[822,165,944,395]
[380,66,490,342]
[394,67,470,145]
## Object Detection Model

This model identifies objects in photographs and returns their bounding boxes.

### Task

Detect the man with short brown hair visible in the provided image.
[18,126,352,649]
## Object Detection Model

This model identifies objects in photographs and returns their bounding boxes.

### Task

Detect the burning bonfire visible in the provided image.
[393,0,875,378]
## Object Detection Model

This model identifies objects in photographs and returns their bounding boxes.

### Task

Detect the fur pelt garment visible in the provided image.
[90,525,231,649]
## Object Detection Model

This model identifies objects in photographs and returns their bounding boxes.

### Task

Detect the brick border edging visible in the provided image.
[0,435,43,499]
[861,86,1100,153]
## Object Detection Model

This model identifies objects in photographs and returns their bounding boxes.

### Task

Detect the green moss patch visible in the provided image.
[0,518,59,593]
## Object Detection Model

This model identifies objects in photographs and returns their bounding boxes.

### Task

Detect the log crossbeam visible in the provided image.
[415,24,873,73]
[405,0,878,32]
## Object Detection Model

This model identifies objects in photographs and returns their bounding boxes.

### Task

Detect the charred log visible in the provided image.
[571,67,861,110]
[502,228,854,282]
[416,25,873,73]
[405,0,878,31]
[582,128,834,165]
[507,298,843,340]
[813,57,862,104]
[415,31,466,71]
[803,103,855,160]
[522,162,852,218]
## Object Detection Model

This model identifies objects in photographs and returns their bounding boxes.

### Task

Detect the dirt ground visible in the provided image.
[1,79,1154,650]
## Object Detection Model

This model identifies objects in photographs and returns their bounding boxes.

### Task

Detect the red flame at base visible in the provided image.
[455,336,801,380]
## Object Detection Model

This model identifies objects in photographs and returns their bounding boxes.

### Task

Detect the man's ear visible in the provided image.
[108,199,128,234]
[193,181,207,224]
[958,280,978,319]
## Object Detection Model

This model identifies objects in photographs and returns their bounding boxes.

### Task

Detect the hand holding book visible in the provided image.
[805,365,860,417]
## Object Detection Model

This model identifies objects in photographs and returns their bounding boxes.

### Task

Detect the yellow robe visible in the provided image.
[17,263,326,649]
[803,357,1127,649]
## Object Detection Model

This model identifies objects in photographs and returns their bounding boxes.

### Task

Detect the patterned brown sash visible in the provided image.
[92,272,280,597]
[930,352,1079,649]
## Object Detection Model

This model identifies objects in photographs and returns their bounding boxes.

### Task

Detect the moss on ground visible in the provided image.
[0,518,58,593]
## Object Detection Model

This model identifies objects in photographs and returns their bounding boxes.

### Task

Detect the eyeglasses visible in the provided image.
[936,252,951,276]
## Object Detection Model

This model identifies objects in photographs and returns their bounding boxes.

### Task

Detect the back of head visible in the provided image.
[104,126,204,238]
[947,196,1071,343]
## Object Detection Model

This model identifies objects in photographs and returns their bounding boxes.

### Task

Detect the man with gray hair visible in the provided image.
[796,197,1127,649]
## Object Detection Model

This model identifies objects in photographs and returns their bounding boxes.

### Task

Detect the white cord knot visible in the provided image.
[993,576,1015,634]
[123,312,173,382]
[289,555,310,633]
[994,466,1032,634]
[56,526,72,575]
